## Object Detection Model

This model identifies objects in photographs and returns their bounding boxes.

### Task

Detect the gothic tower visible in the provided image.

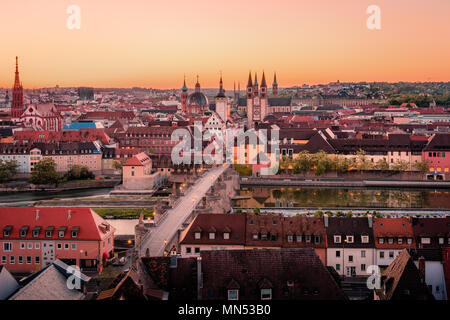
[181,75,188,113]
[11,56,24,119]
[260,71,268,121]
[246,71,254,128]
[272,72,278,97]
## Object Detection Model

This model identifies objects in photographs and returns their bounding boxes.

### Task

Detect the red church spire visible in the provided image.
[11,56,24,119]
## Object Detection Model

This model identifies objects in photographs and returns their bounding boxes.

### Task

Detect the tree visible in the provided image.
[66,165,95,180]
[293,151,312,174]
[356,149,374,171]
[375,158,390,171]
[392,159,409,172]
[0,161,18,183]
[253,207,261,216]
[414,159,431,173]
[30,158,60,186]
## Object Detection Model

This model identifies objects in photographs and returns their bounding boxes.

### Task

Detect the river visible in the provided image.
[235,186,450,209]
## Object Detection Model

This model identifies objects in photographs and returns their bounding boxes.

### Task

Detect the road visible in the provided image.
[139,164,229,257]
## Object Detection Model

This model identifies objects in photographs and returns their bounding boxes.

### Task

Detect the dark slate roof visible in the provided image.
[180,214,246,246]
[199,249,347,300]
[375,249,433,300]
[268,97,291,106]
[423,134,450,151]
[187,92,208,107]
[407,248,443,262]
[326,217,375,248]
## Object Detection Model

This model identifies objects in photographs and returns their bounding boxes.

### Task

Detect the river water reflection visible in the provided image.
[235,187,450,209]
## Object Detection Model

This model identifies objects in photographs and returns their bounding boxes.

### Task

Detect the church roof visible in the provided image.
[187,92,208,107]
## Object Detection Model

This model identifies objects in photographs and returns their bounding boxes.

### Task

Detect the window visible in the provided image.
[1,256,6,264]
[305,235,311,243]
[287,235,293,243]
[314,235,320,243]
[336,250,341,257]
[20,230,27,237]
[20,242,26,249]
[261,289,272,300]
[64,243,69,250]
[35,243,40,249]
[194,247,200,253]
[27,243,33,249]
[3,242,12,252]
[228,290,239,301]
[439,238,444,244]
[361,264,366,272]
[336,264,340,271]
[252,234,258,240]
[26,256,31,264]
[398,238,403,245]
[194,232,201,240]
[388,238,394,244]
[380,251,385,258]
[57,243,62,250]
[421,237,431,244]
[346,235,354,243]
[361,236,369,243]
[35,256,40,264]
[71,231,78,238]
[407,238,413,244]
[18,256,23,264]
[10,256,15,264]
[361,250,366,258]
[334,235,341,243]
[378,238,384,244]
[46,231,52,237]
[59,231,65,238]
[186,247,191,254]
[389,251,394,258]
[223,233,230,240]
[348,255,353,262]
[209,233,215,240]
[72,244,77,250]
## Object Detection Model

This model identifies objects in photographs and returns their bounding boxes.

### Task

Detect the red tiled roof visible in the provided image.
[0,207,114,241]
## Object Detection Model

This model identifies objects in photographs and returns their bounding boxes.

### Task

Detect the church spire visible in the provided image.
[247,71,253,88]
[14,56,21,88]
[253,72,258,87]
[261,71,267,88]
[182,74,188,92]
[272,72,278,97]
[216,72,225,98]
[195,75,200,93]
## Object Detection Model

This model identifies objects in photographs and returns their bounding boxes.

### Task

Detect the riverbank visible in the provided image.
[35,197,161,208]
[240,177,450,189]
[0,179,121,192]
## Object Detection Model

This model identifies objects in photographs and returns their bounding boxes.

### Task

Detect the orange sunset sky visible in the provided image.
[0,0,449,89]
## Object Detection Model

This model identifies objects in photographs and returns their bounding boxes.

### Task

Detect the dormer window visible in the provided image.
[194,232,201,240]
[287,235,293,242]
[58,226,67,238]
[209,232,215,240]
[407,238,412,244]
[261,289,272,300]
[45,226,54,238]
[421,237,431,244]
[438,237,444,244]
[3,226,12,237]
[378,238,384,244]
[223,232,230,240]
[346,235,354,243]
[71,226,80,238]
[388,238,394,244]
[398,238,403,245]
[361,235,369,243]
[334,235,341,243]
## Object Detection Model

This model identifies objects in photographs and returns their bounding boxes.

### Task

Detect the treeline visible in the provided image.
[279,150,430,176]
[0,158,95,186]
[389,94,450,108]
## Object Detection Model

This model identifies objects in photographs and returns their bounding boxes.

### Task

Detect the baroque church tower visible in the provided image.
[215,74,228,122]
[11,56,24,119]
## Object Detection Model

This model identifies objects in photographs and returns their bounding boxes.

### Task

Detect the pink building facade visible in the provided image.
[0,208,115,273]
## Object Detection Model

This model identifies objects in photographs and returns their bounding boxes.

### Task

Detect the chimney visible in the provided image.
[323,214,329,228]
[67,210,72,220]
[197,256,203,300]
[35,209,40,221]
[418,256,426,283]
[367,214,373,228]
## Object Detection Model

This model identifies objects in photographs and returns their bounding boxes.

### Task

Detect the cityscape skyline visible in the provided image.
[1,0,449,88]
